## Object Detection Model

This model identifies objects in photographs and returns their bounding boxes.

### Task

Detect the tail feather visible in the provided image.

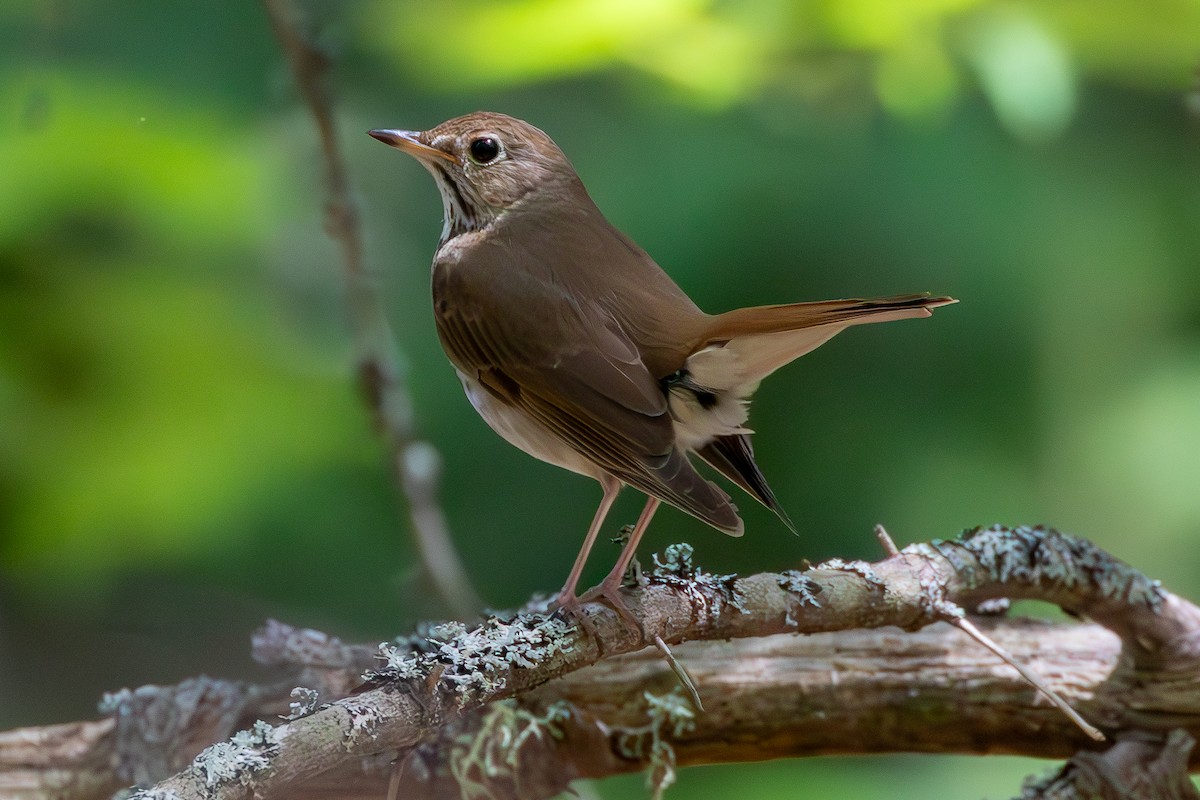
[705,294,955,341]
[693,293,956,388]
[695,434,795,534]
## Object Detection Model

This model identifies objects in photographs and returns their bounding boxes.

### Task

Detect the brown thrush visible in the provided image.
[369,112,954,617]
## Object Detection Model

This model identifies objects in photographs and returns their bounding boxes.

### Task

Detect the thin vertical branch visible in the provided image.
[261,0,481,617]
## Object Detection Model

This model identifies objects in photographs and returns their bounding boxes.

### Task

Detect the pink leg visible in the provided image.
[554,475,621,606]
[601,495,661,590]
[579,495,662,628]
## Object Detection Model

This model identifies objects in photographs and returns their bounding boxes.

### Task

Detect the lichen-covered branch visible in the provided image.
[381,621,1156,800]
[2,526,1198,799]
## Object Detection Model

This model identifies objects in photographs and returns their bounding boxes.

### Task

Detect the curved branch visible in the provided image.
[126,525,1197,799]
[3,527,1197,799]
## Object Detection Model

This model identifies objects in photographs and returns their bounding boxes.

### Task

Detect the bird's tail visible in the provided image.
[697,293,956,387]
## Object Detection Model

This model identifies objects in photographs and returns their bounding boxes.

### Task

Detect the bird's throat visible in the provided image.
[428,166,499,247]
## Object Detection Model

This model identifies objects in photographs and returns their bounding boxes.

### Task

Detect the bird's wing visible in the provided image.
[434,261,742,534]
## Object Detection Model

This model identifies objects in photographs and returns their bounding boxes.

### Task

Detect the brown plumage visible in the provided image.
[370,112,955,615]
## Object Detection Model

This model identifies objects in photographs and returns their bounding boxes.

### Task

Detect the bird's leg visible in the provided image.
[553,476,620,612]
[605,495,661,589]
[579,495,661,629]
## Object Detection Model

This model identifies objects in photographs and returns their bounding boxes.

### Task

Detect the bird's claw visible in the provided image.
[578,580,642,635]
[550,592,600,642]
[550,581,643,651]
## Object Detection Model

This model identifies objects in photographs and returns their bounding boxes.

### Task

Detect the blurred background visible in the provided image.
[1,0,1198,796]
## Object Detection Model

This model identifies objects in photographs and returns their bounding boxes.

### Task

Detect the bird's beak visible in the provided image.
[368,129,458,165]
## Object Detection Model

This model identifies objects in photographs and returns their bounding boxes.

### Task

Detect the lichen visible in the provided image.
[778,570,822,608]
[914,525,1166,609]
[612,523,645,586]
[366,613,575,705]
[187,719,279,789]
[127,789,183,800]
[652,543,697,576]
[447,700,572,799]
[973,597,1011,616]
[98,687,132,716]
[817,557,885,588]
[100,677,252,787]
[343,699,382,747]
[284,686,320,720]
[646,543,747,622]
[613,689,697,799]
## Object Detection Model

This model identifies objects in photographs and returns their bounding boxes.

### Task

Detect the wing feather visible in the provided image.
[433,241,741,534]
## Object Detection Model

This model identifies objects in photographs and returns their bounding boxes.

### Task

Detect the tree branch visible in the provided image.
[260,0,481,618]
[2,526,1197,799]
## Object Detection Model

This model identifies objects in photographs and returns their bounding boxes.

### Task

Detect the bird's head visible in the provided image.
[369,111,579,243]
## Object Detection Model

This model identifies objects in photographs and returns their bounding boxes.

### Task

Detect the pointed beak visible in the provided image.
[368,129,458,165]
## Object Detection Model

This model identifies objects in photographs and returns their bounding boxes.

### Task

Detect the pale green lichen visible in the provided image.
[612,524,646,586]
[98,687,133,715]
[375,641,427,681]
[285,686,320,720]
[367,613,575,704]
[647,543,747,621]
[911,525,1165,609]
[652,543,697,576]
[448,700,572,799]
[817,557,885,588]
[127,789,183,800]
[778,570,822,608]
[188,719,279,789]
[343,699,383,748]
[973,597,1012,616]
[428,621,470,641]
[613,689,697,799]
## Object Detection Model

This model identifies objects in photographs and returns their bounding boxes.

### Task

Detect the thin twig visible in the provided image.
[946,612,1105,741]
[654,635,704,712]
[261,0,481,617]
[874,524,900,557]
[386,753,405,800]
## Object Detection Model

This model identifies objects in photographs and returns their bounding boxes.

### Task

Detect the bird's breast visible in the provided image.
[456,370,605,479]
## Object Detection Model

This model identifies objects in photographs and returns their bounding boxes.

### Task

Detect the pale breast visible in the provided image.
[456,370,607,480]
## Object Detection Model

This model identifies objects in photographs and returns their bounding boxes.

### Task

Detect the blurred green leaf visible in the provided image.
[0,73,364,584]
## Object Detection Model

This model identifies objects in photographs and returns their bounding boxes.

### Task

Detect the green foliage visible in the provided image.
[0,72,364,585]
[360,0,1199,134]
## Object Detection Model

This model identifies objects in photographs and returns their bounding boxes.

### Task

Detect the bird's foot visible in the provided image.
[550,591,600,642]
[578,578,642,636]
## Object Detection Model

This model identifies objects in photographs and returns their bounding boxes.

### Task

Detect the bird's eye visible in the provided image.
[468,136,502,164]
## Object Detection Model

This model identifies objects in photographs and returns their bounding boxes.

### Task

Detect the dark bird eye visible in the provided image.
[469,136,501,164]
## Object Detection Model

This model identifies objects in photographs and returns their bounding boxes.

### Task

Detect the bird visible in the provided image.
[369,112,954,619]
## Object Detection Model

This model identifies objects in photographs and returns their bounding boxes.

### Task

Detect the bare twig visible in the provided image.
[874,523,900,557]
[653,635,703,712]
[261,0,480,617]
[946,611,1105,741]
